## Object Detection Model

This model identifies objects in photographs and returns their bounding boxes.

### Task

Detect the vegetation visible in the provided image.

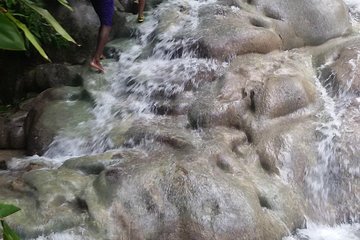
[0,0,77,61]
[0,203,21,240]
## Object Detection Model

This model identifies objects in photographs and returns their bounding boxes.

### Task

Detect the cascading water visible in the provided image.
[287,64,360,239]
[286,2,360,238]
[3,0,360,239]
[42,0,224,162]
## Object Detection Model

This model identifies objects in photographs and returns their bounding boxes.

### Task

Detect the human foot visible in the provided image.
[137,15,144,23]
[90,58,104,73]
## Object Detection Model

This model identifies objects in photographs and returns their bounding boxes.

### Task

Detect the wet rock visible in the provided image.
[328,103,360,222]
[251,0,351,46]
[25,87,93,155]
[61,151,123,174]
[0,169,95,238]
[0,150,26,170]
[120,117,194,150]
[26,64,83,92]
[0,117,9,149]
[221,52,318,119]
[0,111,27,149]
[197,5,282,60]
[188,100,217,128]
[18,98,36,112]
[83,146,305,240]
[0,0,358,238]
[329,45,360,94]
[8,123,25,149]
[198,0,351,59]
[256,74,316,118]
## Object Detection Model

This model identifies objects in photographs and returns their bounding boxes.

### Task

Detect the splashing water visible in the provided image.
[43,0,224,160]
[284,68,360,238]
[14,0,360,239]
[344,0,360,30]
[284,223,360,240]
[287,20,360,240]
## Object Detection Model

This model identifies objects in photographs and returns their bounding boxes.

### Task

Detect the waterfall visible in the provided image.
[287,15,360,240]
[43,0,224,160]
[4,0,359,239]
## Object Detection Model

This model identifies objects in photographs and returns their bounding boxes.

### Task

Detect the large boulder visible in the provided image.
[197,5,282,60]
[24,86,93,155]
[0,116,9,149]
[25,64,83,93]
[248,0,351,46]
[187,50,322,218]
[0,127,306,239]
[0,111,27,150]
[0,168,95,238]
[194,0,351,60]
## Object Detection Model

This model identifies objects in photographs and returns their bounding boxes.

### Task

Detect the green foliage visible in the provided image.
[0,203,21,218]
[0,12,25,50]
[4,10,50,60]
[0,0,77,61]
[2,221,20,240]
[0,105,12,113]
[0,203,21,240]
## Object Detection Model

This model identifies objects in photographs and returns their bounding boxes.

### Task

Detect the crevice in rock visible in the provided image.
[75,197,89,213]
[0,160,7,170]
[142,190,158,213]
[263,7,282,20]
[260,157,272,172]
[151,103,173,115]
[244,130,253,143]
[249,18,269,29]
[250,90,256,112]
[258,194,272,209]
[216,155,233,173]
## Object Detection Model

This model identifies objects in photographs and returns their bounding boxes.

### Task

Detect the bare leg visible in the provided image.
[90,25,111,72]
[138,0,145,22]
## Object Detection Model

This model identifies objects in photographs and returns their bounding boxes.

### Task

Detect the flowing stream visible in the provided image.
[5,0,360,239]
[42,0,224,161]
[286,1,360,238]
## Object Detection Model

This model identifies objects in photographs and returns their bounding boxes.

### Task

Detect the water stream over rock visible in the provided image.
[1,0,360,239]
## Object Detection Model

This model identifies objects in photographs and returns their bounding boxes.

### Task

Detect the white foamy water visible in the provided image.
[284,223,360,240]
[31,229,96,240]
[41,0,224,162]
[285,38,360,240]
[345,0,360,30]
[345,0,360,13]
[11,0,359,239]
[33,233,89,240]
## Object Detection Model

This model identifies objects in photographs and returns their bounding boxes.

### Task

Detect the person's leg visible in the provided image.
[90,25,111,72]
[90,0,113,72]
[137,0,145,22]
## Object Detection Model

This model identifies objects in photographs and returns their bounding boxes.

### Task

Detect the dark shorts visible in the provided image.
[90,0,114,26]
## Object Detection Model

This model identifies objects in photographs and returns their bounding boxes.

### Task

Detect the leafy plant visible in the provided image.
[0,0,77,61]
[0,203,21,240]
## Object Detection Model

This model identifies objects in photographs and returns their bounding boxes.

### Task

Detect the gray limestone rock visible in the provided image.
[24,87,93,155]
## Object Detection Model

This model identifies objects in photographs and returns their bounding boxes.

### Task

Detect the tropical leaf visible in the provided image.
[4,0,16,8]
[0,204,21,219]
[1,220,21,240]
[5,12,50,61]
[57,0,73,11]
[0,12,25,50]
[20,0,78,45]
